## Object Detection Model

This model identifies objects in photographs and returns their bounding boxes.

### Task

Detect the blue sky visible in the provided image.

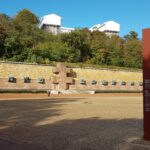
[0,0,150,37]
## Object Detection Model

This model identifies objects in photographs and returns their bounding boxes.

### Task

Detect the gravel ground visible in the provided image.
[0,94,149,150]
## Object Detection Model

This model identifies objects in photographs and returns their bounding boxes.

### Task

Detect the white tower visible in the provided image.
[39,14,62,34]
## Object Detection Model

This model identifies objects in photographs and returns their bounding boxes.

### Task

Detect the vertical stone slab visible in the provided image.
[51,63,73,90]
[143,28,150,140]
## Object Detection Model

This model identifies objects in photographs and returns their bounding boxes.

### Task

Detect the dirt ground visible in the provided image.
[0,93,143,99]
[0,93,150,150]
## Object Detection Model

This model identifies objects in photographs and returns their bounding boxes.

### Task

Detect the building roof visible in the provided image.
[90,21,120,33]
[39,13,61,28]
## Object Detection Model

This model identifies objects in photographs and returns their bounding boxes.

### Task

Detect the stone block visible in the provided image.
[66,68,72,73]
[51,76,59,84]
[89,90,95,94]
[51,90,59,94]
[52,68,60,74]
[66,77,73,83]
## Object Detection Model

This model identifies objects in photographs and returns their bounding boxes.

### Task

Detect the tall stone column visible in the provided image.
[143,28,150,140]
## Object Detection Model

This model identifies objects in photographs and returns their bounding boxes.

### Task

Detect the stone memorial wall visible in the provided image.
[0,61,143,91]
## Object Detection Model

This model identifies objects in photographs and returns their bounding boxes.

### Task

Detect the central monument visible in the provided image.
[51,63,74,90]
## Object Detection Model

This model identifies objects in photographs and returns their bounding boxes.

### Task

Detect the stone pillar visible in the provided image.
[51,63,73,90]
[143,28,150,140]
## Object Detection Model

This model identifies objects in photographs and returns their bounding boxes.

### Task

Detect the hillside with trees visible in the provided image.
[0,9,142,68]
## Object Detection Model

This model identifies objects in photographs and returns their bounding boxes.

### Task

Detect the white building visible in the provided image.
[90,21,120,36]
[39,14,120,36]
[39,13,75,34]
[60,27,75,33]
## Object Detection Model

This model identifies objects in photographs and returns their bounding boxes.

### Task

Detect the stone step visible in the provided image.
[50,90,95,94]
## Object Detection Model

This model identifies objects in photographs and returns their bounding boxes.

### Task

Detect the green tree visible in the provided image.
[2,9,55,61]
[59,30,90,62]
[105,35,124,66]
[0,14,11,29]
[14,9,39,24]
[123,39,142,68]
[89,31,107,64]
[0,14,12,57]
[123,31,142,68]
[124,31,138,41]
[0,25,7,56]
[30,41,73,63]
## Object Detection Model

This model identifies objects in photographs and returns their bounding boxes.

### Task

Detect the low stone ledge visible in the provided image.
[50,90,96,94]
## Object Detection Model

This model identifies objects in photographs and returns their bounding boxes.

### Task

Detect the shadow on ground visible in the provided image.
[0,98,144,150]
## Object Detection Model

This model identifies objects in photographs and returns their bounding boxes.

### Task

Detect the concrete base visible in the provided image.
[50,90,95,95]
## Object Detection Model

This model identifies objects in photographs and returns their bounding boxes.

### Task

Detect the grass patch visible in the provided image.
[95,90,142,94]
[0,89,47,93]
[0,61,142,72]
[64,62,142,72]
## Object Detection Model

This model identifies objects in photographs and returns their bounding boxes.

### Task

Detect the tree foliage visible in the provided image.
[14,9,39,24]
[0,9,142,68]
